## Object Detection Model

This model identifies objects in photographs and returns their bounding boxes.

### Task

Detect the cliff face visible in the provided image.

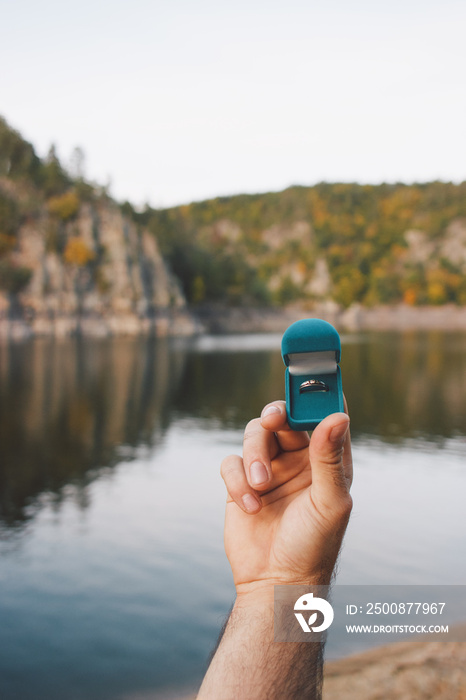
[0,199,198,339]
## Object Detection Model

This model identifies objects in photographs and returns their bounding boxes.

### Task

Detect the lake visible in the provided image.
[0,331,465,699]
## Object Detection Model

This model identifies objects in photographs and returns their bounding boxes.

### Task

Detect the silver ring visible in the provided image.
[299,379,329,393]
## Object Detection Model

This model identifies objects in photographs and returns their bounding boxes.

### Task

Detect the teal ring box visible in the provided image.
[281,319,344,430]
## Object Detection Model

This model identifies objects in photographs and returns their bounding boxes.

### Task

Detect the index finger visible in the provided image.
[260,401,310,453]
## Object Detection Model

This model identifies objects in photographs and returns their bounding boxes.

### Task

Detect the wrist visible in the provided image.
[235,573,334,605]
[234,583,275,611]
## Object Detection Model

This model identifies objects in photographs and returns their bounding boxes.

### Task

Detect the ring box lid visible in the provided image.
[281,319,341,367]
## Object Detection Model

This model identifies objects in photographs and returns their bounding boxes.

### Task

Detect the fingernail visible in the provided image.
[250,461,269,486]
[261,404,281,418]
[330,420,350,444]
[242,493,261,513]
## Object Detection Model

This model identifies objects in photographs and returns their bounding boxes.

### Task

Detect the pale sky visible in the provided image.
[1,0,465,207]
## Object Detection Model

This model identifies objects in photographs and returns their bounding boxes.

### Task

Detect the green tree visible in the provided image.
[0,260,32,293]
[39,145,70,196]
[0,192,20,238]
[0,116,41,180]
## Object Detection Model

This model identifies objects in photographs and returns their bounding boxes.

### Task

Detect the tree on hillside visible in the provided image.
[39,145,71,196]
[0,116,41,181]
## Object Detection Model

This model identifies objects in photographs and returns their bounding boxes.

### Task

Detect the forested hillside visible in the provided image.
[1,114,466,333]
[128,182,466,308]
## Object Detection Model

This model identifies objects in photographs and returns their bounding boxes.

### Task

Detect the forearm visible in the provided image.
[197,588,324,700]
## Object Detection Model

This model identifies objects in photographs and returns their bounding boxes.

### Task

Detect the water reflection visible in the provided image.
[341,332,466,440]
[0,338,188,530]
[0,331,465,532]
[173,331,466,441]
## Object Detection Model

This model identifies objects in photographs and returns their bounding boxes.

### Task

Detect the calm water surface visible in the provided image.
[0,332,465,699]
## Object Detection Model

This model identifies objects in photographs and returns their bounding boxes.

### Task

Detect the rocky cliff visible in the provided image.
[0,196,199,340]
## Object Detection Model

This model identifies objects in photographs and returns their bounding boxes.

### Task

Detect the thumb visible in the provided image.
[308,412,352,518]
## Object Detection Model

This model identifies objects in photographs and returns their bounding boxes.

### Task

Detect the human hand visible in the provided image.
[221,401,353,595]
[198,401,351,699]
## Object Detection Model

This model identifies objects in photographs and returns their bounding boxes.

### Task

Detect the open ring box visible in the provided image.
[281,319,344,430]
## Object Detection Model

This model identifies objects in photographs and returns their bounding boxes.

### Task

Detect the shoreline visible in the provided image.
[2,303,466,342]
[194,302,466,334]
[164,625,466,700]
[323,624,466,699]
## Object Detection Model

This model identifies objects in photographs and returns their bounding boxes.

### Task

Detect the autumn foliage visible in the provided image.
[138,181,466,307]
[63,238,95,266]
[48,191,80,221]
